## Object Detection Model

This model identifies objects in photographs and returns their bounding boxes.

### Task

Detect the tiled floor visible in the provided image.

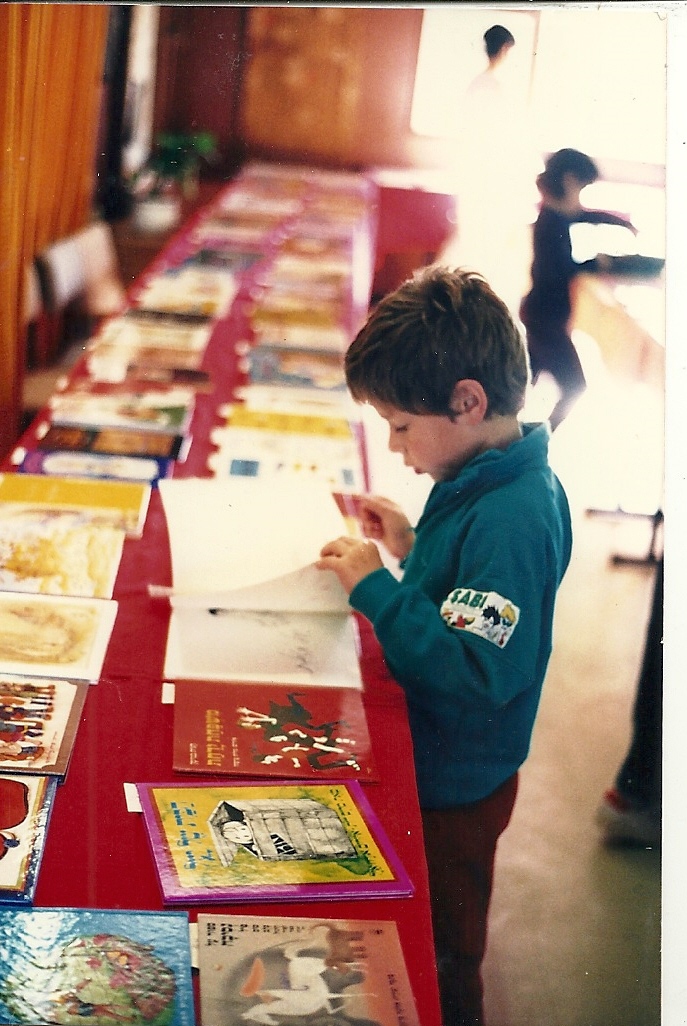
[361,332,663,1026]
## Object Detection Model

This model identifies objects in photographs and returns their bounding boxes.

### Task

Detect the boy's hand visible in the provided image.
[357,495,415,560]
[316,537,384,594]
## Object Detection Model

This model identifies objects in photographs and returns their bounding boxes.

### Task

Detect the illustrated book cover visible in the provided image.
[0,500,125,599]
[171,680,378,781]
[0,675,89,777]
[17,448,175,487]
[134,266,238,320]
[96,311,212,351]
[196,913,420,1026]
[207,426,363,491]
[0,471,151,538]
[49,388,196,438]
[86,341,206,385]
[0,594,118,683]
[0,775,58,905]
[35,423,188,461]
[244,345,347,392]
[0,907,195,1025]
[136,780,413,905]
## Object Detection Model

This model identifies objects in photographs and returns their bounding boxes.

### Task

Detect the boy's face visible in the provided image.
[370,399,484,482]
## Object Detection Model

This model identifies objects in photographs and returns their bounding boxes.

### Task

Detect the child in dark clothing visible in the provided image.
[520,148,636,431]
[317,267,572,1026]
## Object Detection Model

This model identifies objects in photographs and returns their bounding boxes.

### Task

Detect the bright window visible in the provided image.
[412,5,667,172]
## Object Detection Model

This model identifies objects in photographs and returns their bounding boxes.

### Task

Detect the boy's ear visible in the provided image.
[450,380,487,421]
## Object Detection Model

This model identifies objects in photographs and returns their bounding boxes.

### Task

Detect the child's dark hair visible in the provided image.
[484,24,515,59]
[345,266,528,418]
[537,148,599,200]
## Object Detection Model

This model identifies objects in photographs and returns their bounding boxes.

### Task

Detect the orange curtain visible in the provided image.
[0,3,110,460]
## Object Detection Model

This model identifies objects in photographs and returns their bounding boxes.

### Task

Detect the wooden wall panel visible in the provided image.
[152,6,446,172]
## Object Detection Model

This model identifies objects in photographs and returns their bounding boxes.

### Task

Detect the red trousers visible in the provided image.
[421,773,519,1026]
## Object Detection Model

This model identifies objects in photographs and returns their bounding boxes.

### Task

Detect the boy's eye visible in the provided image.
[393,424,408,433]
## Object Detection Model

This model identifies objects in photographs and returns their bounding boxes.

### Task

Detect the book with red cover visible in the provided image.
[0,775,58,905]
[172,679,378,782]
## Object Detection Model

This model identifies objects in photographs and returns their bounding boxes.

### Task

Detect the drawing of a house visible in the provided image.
[208,797,356,867]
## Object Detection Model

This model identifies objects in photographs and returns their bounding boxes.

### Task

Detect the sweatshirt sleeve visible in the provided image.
[348,564,537,713]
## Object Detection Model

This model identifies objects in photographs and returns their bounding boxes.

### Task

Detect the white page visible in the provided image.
[163,606,362,689]
[158,477,349,603]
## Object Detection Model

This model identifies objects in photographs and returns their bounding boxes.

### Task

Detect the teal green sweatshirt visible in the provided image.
[349,422,572,808]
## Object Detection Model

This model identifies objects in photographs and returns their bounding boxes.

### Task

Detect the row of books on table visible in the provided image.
[0,907,420,1026]
[0,165,428,1023]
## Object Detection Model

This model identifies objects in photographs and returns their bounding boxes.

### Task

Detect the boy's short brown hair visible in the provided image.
[346,266,529,417]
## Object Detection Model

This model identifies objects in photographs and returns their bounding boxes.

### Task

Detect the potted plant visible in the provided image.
[131,130,217,232]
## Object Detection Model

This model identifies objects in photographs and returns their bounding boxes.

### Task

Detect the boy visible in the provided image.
[316,267,572,1026]
[520,147,636,430]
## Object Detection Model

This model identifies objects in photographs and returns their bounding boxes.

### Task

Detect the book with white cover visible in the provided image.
[158,478,362,688]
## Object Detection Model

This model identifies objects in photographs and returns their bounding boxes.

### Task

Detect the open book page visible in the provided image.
[164,607,362,688]
[158,477,349,610]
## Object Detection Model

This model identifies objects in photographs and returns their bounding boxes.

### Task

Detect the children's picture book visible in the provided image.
[245,345,347,392]
[0,675,89,777]
[235,383,357,420]
[196,913,420,1026]
[0,471,151,538]
[172,680,377,781]
[18,448,174,487]
[98,311,213,351]
[0,501,125,599]
[220,404,356,438]
[49,388,196,437]
[164,608,362,689]
[0,775,58,905]
[0,907,195,1025]
[0,593,118,683]
[207,426,363,491]
[125,365,213,391]
[181,246,264,274]
[136,780,413,905]
[158,478,362,688]
[134,266,238,320]
[87,343,206,385]
[158,477,349,604]
[35,423,189,461]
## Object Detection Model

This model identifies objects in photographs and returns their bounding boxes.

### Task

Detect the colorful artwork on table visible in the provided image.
[49,389,196,438]
[136,780,413,905]
[0,775,57,905]
[134,267,238,320]
[0,472,151,538]
[244,345,347,392]
[0,503,125,599]
[0,593,118,683]
[18,449,174,487]
[0,676,88,777]
[172,680,377,781]
[35,425,188,462]
[0,907,195,1024]
[197,913,420,1026]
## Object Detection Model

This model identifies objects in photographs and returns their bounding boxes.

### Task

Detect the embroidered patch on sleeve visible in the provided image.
[440,587,520,648]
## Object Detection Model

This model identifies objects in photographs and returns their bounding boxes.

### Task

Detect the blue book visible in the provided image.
[0,907,195,1024]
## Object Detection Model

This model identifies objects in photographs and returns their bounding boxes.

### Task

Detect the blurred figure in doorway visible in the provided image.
[519,148,636,431]
[453,25,537,311]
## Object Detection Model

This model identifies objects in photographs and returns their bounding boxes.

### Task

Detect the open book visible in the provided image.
[158,478,362,688]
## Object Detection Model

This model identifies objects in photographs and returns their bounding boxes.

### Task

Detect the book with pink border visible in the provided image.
[136,779,413,905]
